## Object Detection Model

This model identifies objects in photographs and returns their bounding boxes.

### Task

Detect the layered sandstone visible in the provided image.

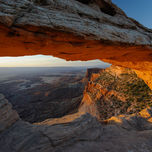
[0,0,152,89]
[0,1,151,60]
[1,94,152,152]
[79,66,152,120]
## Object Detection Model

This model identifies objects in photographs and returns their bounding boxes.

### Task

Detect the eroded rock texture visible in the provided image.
[0,0,152,88]
[0,94,19,133]
[1,1,152,151]
[0,66,152,152]
[0,1,151,59]
[1,94,152,152]
[79,66,152,120]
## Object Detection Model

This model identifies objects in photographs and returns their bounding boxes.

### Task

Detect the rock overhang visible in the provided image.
[0,0,152,88]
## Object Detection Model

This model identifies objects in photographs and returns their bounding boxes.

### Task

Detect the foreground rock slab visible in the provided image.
[0,94,19,133]
[1,94,152,152]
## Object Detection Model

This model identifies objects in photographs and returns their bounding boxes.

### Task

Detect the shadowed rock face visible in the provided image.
[0,94,19,133]
[75,0,118,16]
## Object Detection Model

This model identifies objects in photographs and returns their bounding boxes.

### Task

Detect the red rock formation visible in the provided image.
[79,66,152,120]
[0,0,152,88]
[1,1,152,151]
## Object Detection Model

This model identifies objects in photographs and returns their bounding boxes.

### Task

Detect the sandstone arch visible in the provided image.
[0,0,152,88]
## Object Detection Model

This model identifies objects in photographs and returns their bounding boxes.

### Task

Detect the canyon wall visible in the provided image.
[1,85,152,152]
[0,94,19,133]
[79,65,152,120]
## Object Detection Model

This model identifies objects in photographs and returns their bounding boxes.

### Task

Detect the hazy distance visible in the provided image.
[0,55,110,68]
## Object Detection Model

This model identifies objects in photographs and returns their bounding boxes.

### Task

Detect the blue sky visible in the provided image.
[0,1,151,67]
[112,0,152,28]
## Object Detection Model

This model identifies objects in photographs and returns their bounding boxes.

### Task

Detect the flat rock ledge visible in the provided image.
[1,94,152,152]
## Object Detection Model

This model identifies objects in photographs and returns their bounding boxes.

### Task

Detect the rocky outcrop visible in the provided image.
[1,94,152,152]
[1,0,152,50]
[105,107,152,131]
[0,94,19,133]
[0,0,151,64]
[0,0,152,88]
[79,66,152,120]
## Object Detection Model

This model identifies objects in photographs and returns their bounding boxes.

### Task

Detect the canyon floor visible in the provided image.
[0,67,87,123]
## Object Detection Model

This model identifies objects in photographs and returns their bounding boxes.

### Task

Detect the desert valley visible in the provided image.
[0,67,86,123]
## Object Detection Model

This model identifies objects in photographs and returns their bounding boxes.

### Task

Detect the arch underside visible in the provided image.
[0,0,152,88]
